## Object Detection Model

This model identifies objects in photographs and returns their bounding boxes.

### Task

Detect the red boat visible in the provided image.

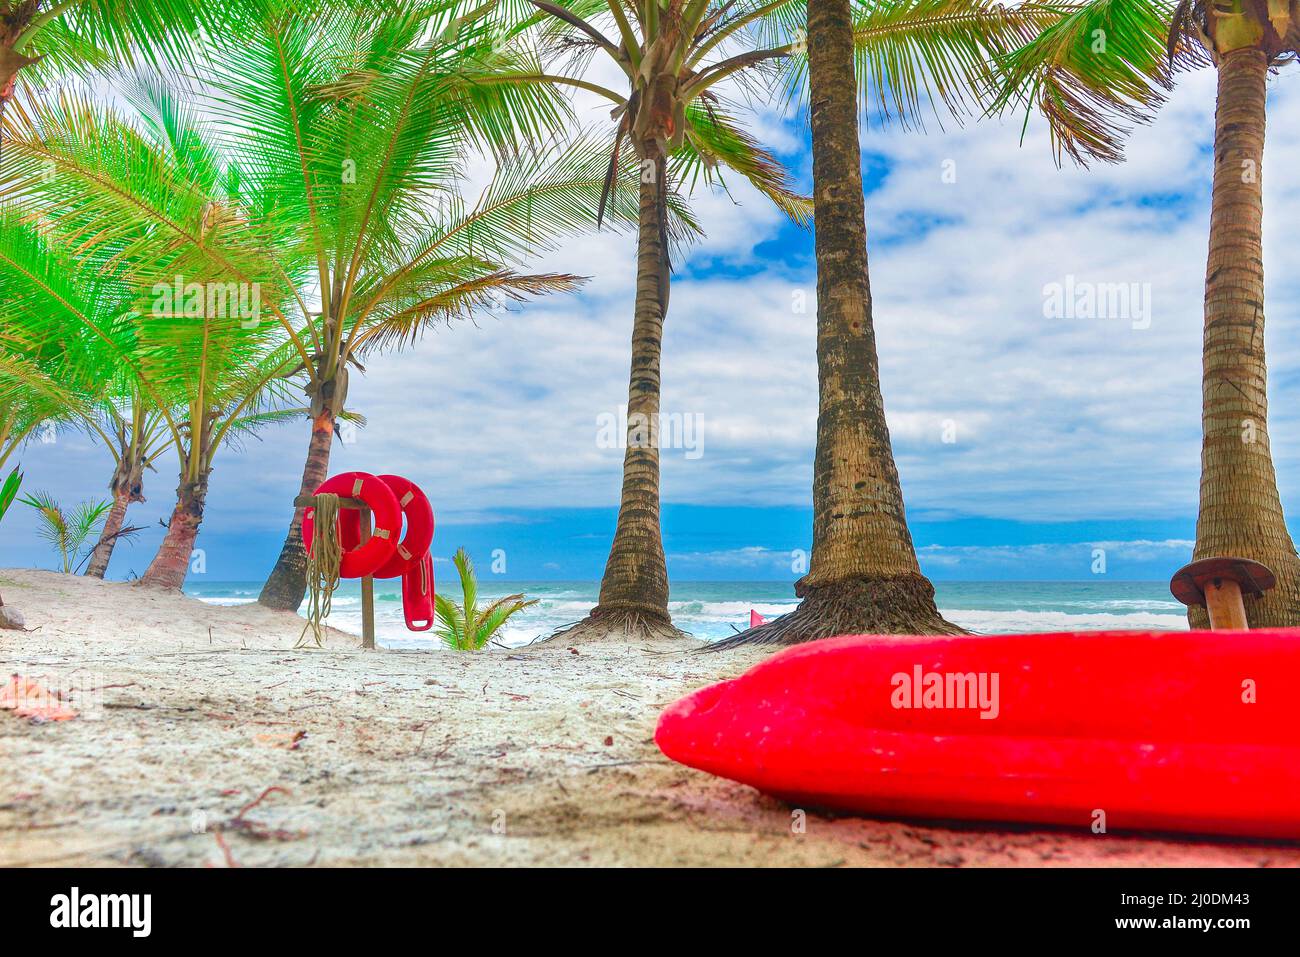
[655,630,1300,839]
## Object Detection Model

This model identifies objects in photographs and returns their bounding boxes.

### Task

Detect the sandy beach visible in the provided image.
[2,567,1297,868]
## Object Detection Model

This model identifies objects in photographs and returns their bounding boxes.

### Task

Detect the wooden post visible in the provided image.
[1203,578,1248,630]
[1170,557,1276,630]
[359,505,376,650]
[294,493,377,649]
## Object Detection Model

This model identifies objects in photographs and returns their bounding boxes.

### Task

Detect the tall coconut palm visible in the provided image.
[505,0,813,640]
[236,0,651,611]
[990,0,1300,626]
[0,209,173,577]
[712,0,1055,647]
[1,84,314,589]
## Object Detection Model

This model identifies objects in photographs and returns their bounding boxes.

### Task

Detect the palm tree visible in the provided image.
[232,0,649,611]
[18,489,116,572]
[139,348,307,589]
[991,0,1300,626]
[80,392,169,577]
[0,2,644,601]
[0,0,229,162]
[0,209,171,577]
[1,85,315,589]
[507,0,813,640]
[714,0,1052,647]
[434,547,539,650]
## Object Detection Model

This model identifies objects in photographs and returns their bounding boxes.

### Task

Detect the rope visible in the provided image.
[298,493,342,649]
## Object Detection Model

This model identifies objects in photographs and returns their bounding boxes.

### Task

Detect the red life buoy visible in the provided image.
[301,471,401,579]
[401,552,435,631]
[371,474,435,580]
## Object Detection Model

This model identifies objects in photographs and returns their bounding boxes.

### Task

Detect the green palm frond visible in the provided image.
[205,341,311,454]
[830,0,1066,128]
[176,1,629,387]
[0,206,128,384]
[351,269,584,354]
[0,102,303,481]
[9,0,315,90]
[216,406,309,447]
[455,547,479,634]
[47,0,208,65]
[342,130,649,351]
[7,16,110,86]
[415,131,644,267]
[3,0,192,94]
[20,490,70,566]
[18,489,108,572]
[68,498,113,563]
[434,591,468,649]
[988,0,1211,165]
[0,94,298,365]
[677,102,813,225]
[432,547,538,651]
[471,592,540,649]
[0,348,88,436]
[0,467,23,523]
[0,209,124,464]
[199,0,570,307]
[511,1,808,231]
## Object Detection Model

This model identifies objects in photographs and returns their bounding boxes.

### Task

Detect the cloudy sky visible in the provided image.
[6,56,1300,584]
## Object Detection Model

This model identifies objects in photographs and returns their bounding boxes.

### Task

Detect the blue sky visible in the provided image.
[5,65,1300,584]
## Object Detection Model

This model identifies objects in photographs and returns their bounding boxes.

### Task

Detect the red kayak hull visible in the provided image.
[655,630,1300,839]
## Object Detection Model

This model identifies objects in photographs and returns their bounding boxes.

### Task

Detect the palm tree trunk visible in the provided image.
[85,450,146,579]
[717,0,958,649]
[139,470,209,590]
[556,149,679,641]
[84,489,130,579]
[1,4,43,170]
[257,410,335,610]
[1190,48,1300,627]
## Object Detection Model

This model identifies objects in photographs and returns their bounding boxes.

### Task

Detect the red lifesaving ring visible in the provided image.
[301,471,401,579]
[372,474,434,580]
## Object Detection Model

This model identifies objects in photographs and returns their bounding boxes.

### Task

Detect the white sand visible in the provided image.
[1,567,1296,867]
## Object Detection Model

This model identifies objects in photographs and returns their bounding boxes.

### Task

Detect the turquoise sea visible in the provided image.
[185,579,1188,649]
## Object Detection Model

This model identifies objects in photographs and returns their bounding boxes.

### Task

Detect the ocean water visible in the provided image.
[186,579,1188,649]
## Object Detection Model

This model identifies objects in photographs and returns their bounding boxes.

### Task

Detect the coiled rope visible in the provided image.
[298,493,342,648]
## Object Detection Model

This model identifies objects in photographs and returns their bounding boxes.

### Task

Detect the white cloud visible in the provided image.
[918,539,1196,567]
[668,545,792,570]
